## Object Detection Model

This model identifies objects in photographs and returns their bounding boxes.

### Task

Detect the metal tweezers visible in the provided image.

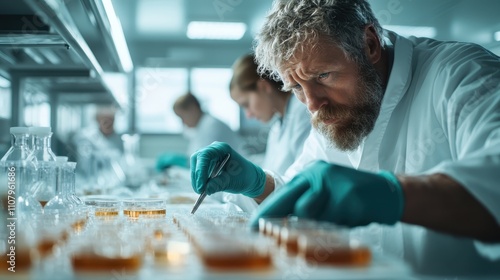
[191,153,231,214]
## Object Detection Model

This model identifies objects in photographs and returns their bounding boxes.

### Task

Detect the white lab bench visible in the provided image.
[2,166,415,280]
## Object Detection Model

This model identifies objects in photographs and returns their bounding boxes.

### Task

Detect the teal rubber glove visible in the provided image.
[190,142,266,197]
[249,161,404,228]
[156,152,188,171]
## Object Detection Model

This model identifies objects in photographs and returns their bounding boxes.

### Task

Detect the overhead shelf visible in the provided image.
[0,0,132,109]
[24,0,105,75]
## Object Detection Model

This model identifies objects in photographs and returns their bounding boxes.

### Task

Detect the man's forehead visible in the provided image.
[279,40,345,79]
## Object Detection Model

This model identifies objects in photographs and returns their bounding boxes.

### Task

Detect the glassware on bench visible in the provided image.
[1,127,42,219]
[28,127,57,208]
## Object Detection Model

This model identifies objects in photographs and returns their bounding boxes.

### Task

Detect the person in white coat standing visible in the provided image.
[156,92,243,170]
[189,0,500,277]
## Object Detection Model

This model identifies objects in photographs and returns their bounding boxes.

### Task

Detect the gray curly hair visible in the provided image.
[254,0,384,81]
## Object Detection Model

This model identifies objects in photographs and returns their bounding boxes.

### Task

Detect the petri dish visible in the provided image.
[297,231,371,266]
[196,233,273,271]
[84,198,121,219]
[122,198,167,219]
[71,251,143,272]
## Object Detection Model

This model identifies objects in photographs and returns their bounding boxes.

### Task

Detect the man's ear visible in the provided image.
[364,25,382,64]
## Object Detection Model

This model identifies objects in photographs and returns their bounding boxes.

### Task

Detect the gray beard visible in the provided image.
[312,58,384,152]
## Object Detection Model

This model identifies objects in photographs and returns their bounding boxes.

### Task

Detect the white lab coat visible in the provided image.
[185,113,244,157]
[276,31,500,276]
[262,94,312,174]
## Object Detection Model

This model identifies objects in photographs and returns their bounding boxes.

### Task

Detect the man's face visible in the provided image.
[280,38,383,151]
[96,114,115,136]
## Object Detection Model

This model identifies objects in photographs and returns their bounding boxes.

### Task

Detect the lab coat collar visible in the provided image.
[349,31,415,171]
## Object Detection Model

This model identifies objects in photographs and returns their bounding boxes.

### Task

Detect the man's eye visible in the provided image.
[318,72,330,80]
[292,84,302,91]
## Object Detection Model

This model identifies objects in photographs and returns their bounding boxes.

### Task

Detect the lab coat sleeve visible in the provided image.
[427,44,500,257]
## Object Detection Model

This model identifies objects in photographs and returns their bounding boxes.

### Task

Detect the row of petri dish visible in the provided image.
[258,217,371,266]
[83,197,168,219]
[173,212,371,271]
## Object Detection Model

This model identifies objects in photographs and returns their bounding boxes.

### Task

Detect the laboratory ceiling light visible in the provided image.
[102,0,133,73]
[187,21,246,40]
[383,25,437,39]
[494,31,500,42]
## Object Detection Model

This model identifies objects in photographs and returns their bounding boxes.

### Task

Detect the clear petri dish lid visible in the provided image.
[28,126,52,136]
[122,198,167,209]
[10,126,29,134]
[83,197,120,207]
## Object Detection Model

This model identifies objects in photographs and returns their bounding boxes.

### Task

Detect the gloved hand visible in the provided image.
[156,152,188,171]
[249,161,404,228]
[191,142,266,197]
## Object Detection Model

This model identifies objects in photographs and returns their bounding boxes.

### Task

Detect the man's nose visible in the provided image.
[302,84,328,113]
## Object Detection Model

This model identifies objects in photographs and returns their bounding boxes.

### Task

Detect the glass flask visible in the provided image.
[45,157,77,212]
[0,127,43,217]
[1,127,31,162]
[28,127,57,207]
[65,162,83,206]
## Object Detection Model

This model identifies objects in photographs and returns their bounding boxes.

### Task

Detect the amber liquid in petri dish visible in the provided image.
[37,239,57,257]
[71,253,142,272]
[154,229,171,240]
[94,210,120,217]
[200,251,272,270]
[0,248,32,272]
[284,236,299,255]
[272,226,282,246]
[302,245,371,266]
[72,219,87,233]
[123,209,166,218]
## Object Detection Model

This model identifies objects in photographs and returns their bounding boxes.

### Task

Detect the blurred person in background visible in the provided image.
[156,92,244,170]
[93,106,124,153]
[71,105,124,176]
[231,54,311,175]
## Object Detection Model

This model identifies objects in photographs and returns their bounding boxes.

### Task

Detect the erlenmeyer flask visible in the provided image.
[66,162,83,206]
[45,157,76,212]
[28,127,57,207]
